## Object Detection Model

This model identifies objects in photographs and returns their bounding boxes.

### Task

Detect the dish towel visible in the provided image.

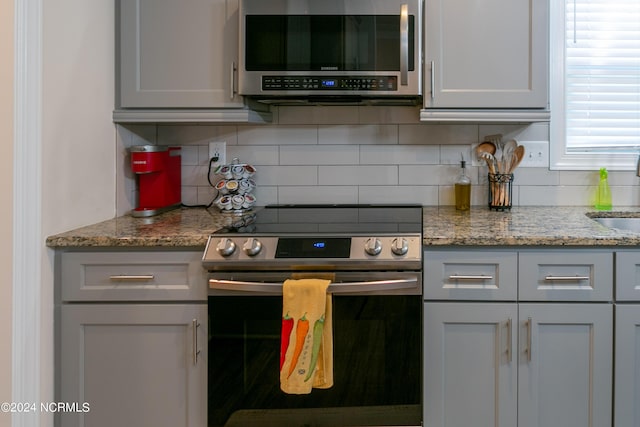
[280,278,333,394]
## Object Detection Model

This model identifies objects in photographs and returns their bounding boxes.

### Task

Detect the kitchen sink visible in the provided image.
[592,216,640,233]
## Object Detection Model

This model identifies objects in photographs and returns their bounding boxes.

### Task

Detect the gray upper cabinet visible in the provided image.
[119,0,242,108]
[422,0,549,121]
[116,0,272,123]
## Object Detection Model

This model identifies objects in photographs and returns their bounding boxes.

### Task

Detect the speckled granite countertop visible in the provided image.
[46,206,640,248]
[422,206,640,246]
[45,208,238,248]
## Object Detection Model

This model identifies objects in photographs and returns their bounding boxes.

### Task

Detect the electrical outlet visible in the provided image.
[209,141,226,168]
[518,141,549,168]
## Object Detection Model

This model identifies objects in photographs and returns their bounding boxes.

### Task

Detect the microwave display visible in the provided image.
[245,15,415,72]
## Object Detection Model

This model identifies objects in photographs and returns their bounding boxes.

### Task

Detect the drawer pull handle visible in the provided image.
[448,275,494,280]
[544,275,589,281]
[109,275,155,281]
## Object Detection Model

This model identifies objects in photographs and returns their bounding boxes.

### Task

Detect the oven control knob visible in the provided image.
[391,237,409,256]
[216,238,236,257]
[243,238,263,256]
[364,238,382,256]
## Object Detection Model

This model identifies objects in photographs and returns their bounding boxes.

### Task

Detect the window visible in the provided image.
[550,0,640,170]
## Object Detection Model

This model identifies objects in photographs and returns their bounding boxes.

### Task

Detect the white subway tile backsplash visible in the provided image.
[277,106,360,125]
[238,125,317,145]
[319,165,398,186]
[519,185,592,206]
[280,145,359,165]
[278,186,358,204]
[319,125,398,145]
[358,185,439,205]
[158,124,238,146]
[400,124,478,145]
[182,165,210,187]
[115,118,638,212]
[440,144,473,165]
[360,145,440,165]
[181,186,198,206]
[253,186,279,206]
[227,145,280,166]
[514,168,559,186]
[179,145,199,166]
[400,165,450,185]
[259,165,318,186]
[358,106,422,124]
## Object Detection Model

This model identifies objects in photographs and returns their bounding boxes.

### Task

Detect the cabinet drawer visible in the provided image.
[615,251,640,301]
[424,250,517,300]
[519,250,613,301]
[61,251,207,302]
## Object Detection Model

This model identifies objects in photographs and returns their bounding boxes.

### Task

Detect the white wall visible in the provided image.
[40,0,116,423]
[0,0,14,424]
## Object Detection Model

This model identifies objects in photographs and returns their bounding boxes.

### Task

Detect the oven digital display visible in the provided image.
[322,79,337,88]
[276,237,351,258]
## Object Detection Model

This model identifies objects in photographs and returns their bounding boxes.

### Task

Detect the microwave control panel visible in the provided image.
[261,76,398,91]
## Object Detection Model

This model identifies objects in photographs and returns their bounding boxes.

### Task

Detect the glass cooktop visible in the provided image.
[213,204,423,235]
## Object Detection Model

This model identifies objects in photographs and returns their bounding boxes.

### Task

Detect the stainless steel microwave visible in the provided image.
[238,0,422,103]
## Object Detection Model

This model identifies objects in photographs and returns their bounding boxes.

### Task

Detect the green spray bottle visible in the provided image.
[595,167,612,210]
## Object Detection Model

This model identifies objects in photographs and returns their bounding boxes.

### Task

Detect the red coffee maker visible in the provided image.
[130,145,181,217]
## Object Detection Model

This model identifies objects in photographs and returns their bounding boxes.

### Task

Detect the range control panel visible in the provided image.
[262,76,398,91]
[202,234,422,271]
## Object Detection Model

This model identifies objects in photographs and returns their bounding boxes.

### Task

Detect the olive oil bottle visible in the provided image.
[455,157,471,211]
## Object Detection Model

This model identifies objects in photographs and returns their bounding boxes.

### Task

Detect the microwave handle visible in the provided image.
[209,277,418,294]
[400,4,409,86]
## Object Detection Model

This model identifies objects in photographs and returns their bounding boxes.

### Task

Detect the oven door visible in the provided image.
[208,271,422,427]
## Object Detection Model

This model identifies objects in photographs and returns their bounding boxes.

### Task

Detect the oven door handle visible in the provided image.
[208,277,418,294]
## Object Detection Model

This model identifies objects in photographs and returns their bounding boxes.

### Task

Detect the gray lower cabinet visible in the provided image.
[424,303,518,427]
[59,304,207,427]
[614,305,640,427]
[424,302,612,427]
[614,250,640,427]
[424,248,614,427]
[517,304,612,427]
[56,249,208,427]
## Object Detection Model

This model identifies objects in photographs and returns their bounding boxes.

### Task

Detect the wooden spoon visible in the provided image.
[475,141,496,157]
[508,145,525,173]
[501,139,518,173]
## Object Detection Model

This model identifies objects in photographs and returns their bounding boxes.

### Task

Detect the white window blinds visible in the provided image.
[564,0,640,151]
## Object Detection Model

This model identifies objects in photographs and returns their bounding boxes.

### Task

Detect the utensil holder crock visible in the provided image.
[488,173,513,211]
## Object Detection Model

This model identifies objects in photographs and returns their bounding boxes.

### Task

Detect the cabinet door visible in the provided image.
[120,0,244,108]
[424,303,517,427]
[424,0,548,108]
[59,304,207,427]
[518,304,613,427]
[615,305,640,427]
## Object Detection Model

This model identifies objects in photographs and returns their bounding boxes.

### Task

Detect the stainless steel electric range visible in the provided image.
[203,204,423,427]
